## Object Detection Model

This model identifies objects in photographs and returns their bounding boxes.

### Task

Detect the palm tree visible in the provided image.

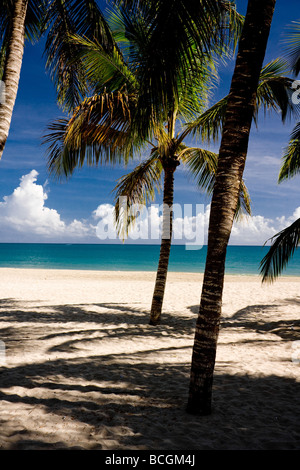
[113,57,292,326]
[0,0,113,159]
[187,0,277,415]
[42,1,248,324]
[260,21,300,282]
[43,3,292,328]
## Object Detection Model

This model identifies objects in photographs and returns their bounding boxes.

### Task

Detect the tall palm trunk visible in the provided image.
[0,0,28,159]
[187,0,276,415]
[149,157,179,325]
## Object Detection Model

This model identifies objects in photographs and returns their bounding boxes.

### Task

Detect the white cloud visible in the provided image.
[0,170,298,246]
[230,208,300,245]
[0,170,95,242]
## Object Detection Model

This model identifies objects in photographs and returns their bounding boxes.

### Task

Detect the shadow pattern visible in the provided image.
[0,297,299,450]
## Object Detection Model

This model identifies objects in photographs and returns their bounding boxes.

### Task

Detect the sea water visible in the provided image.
[0,243,299,276]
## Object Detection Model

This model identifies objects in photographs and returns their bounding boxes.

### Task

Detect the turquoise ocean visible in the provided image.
[0,243,299,276]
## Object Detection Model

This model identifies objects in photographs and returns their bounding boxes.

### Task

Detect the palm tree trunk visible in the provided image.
[0,0,28,159]
[187,0,276,415]
[149,157,179,325]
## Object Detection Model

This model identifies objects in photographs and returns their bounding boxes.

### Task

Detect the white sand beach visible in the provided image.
[0,267,299,450]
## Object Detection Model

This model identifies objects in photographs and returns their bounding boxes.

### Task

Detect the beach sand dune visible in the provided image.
[0,268,299,450]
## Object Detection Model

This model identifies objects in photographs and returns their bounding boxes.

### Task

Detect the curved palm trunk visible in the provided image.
[0,0,28,159]
[149,157,179,325]
[187,0,276,415]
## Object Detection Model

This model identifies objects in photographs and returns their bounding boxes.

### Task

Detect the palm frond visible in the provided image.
[184,59,293,144]
[111,0,243,139]
[68,34,138,94]
[113,152,163,238]
[43,0,114,112]
[180,145,251,218]
[282,20,300,75]
[236,180,252,219]
[279,122,300,182]
[182,96,228,143]
[254,58,294,123]
[43,90,144,178]
[179,146,218,194]
[25,0,46,43]
[260,218,300,283]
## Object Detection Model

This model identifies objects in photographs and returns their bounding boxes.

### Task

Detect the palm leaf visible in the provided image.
[180,146,218,194]
[260,218,300,283]
[68,34,138,94]
[43,0,114,112]
[282,20,300,75]
[111,0,243,139]
[254,58,294,123]
[278,122,300,182]
[113,151,163,238]
[43,90,144,177]
[25,0,46,43]
[180,145,251,218]
[184,59,293,143]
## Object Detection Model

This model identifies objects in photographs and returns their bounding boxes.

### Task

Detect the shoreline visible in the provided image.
[0,265,299,280]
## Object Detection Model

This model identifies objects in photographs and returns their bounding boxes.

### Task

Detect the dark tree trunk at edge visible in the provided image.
[187,0,277,415]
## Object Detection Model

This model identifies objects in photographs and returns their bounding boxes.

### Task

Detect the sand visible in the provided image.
[0,267,299,450]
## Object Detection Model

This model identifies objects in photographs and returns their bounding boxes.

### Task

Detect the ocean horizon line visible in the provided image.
[0,243,298,276]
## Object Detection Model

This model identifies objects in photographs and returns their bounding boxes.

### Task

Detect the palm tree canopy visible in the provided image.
[43,1,233,174]
[110,0,244,139]
[43,4,295,240]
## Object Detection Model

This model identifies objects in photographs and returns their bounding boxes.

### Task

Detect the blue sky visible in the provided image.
[0,0,299,244]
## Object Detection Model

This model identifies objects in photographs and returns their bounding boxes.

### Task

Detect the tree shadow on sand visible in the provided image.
[0,298,299,450]
[189,298,300,341]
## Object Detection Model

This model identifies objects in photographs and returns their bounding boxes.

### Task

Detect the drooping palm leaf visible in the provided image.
[282,20,300,75]
[113,151,163,238]
[180,146,218,194]
[260,218,300,282]
[43,0,115,112]
[43,89,142,177]
[278,122,300,182]
[184,59,293,143]
[68,34,138,94]
[254,58,294,123]
[180,145,251,218]
[25,0,46,43]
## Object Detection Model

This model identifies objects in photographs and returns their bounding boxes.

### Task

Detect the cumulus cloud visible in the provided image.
[93,201,300,247]
[230,207,300,245]
[0,170,298,246]
[0,170,96,242]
